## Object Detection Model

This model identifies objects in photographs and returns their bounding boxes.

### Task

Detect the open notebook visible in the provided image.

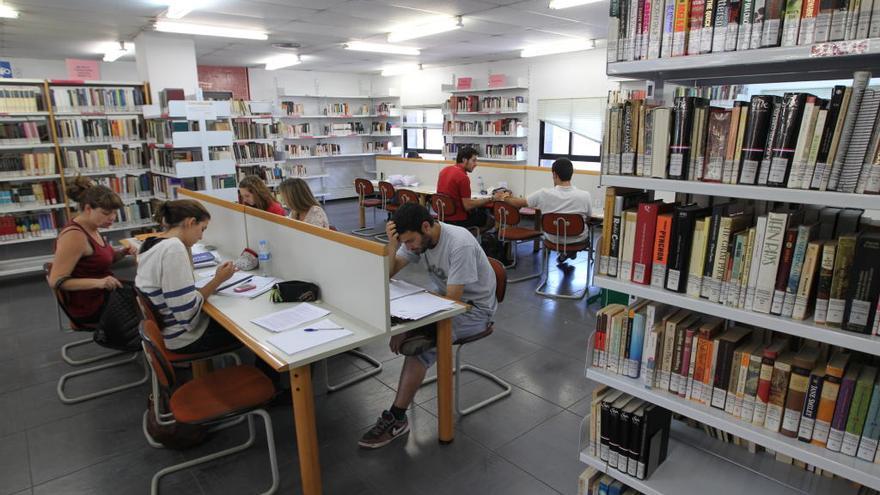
[390,291,457,321]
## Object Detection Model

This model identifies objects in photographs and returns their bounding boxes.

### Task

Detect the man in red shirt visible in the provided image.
[436,147,495,231]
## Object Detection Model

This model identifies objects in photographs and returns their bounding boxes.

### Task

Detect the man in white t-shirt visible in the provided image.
[500,158,592,263]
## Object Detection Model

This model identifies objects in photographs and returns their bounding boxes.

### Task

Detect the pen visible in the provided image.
[304,327,343,332]
[217,275,254,292]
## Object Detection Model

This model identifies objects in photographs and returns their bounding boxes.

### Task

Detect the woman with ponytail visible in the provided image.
[48,176,136,324]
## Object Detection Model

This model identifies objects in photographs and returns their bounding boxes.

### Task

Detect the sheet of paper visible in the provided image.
[389,279,426,300]
[266,319,353,356]
[195,270,251,289]
[300,319,344,331]
[390,292,456,320]
[251,303,331,333]
[217,276,277,298]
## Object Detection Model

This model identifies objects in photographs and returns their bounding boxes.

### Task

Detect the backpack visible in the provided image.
[94,282,143,352]
[480,233,510,266]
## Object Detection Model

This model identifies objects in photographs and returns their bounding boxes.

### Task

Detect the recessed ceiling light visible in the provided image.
[521,38,596,58]
[264,54,302,71]
[344,41,420,56]
[0,4,18,18]
[102,42,134,62]
[387,16,462,43]
[154,20,268,40]
[380,64,421,77]
[548,0,604,8]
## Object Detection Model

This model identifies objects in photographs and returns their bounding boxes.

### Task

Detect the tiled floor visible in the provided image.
[0,198,599,495]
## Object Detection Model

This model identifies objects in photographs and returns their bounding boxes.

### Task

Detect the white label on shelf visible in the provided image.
[644,367,654,389]
[686,274,702,297]
[814,298,829,324]
[599,256,609,275]
[627,455,638,477]
[770,289,786,314]
[757,158,772,184]
[619,260,633,282]
[761,19,781,46]
[185,101,217,121]
[857,437,878,461]
[598,350,607,369]
[691,380,703,402]
[637,461,646,480]
[737,24,751,49]
[720,282,730,306]
[672,34,686,56]
[781,292,796,318]
[617,455,628,474]
[825,298,846,325]
[849,299,871,327]
[707,278,722,303]
[633,263,647,284]
[841,432,861,457]
[768,157,790,184]
[792,295,809,320]
[782,408,802,433]
[741,396,756,422]
[826,428,844,452]
[600,443,609,461]
[782,21,800,46]
[621,152,635,175]
[659,370,670,392]
[711,388,727,409]
[608,449,618,468]
[670,373,681,394]
[659,269,677,291]
[812,420,831,444]
[669,153,684,177]
[733,396,744,418]
[722,159,735,183]
[636,154,646,176]
[712,26,727,53]
[798,416,816,440]
[866,164,880,192]
[728,281,742,307]
[701,28,715,53]
[750,21,764,49]
[609,154,622,175]
[740,159,759,184]
[652,265,667,288]
[800,18,817,45]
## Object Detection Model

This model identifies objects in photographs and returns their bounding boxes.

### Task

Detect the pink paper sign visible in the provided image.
[456,77,472,90]
[488,74,506,87]
[65,59,100,80]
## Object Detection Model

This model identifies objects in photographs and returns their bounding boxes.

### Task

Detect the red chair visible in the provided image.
[430,193,480,238]
[535,213,592,299]
[373,181,400,242]
[493,202,543,283]
[140,319,279,495]
[396,188,420,205]
[422,257,511,416]
[45,263,149,405]
[352,178,383,236]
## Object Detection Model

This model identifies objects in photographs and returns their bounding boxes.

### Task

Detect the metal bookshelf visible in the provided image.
[442,85,528,163]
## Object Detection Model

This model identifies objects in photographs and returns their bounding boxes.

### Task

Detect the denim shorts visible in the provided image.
[415,307,493,368]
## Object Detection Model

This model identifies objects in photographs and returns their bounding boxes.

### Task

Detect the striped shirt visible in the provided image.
[135,237,209,350]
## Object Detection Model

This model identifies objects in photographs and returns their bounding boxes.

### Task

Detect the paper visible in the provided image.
[390,292,456,321]
[217,276,277,298]
[389,279,425,300]
[251,303,331,333]
[266,318,352,355]
[195,270,250,289]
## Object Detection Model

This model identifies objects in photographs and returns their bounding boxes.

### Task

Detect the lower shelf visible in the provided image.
[580,420,855,495]
[0,254,55,277]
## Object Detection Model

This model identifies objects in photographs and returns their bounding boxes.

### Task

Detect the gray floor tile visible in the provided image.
[421,453,561,495]
[0,389,24,438]
[495,348,594,409]
[0,432,30,495]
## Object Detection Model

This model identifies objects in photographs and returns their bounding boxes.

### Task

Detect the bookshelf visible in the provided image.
[442,86,528,163]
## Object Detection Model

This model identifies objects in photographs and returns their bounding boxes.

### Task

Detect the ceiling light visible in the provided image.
[264,54,301,71]
[521,38,596,58]
[381,64,421,77]
[165,1,196,19]
[387,16,462,43]
[0,4,18,18]
[344,41,420,56]
[154,20,268,40]
[549,0,604,8]
[103,42,134,62]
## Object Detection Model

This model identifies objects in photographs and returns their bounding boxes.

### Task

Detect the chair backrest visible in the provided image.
[136,289,160,328]
[488,257,507,303]
[140,320,177,391]
[397,188,419,205]
[430,193,457,222]
[493,202,521,229]
[354,178,375,200]
[541,213,586,240]
[377,181,396,204]
[44,261,93,331]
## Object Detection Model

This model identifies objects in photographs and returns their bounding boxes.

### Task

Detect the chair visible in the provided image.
[396,188,420,206]
[352,178,383,237]
[493,202,543,283]
[535,213,591,300]
[140,320,280,495]
[44,263,149,405]
[422,257,512,416]
[430,193,480,238]
[373,181,400,242]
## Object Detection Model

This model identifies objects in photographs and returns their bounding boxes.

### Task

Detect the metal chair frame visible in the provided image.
[495,203,542,283]
[352,178,383,237]
[373,181,398,242]
[535,213,592,300]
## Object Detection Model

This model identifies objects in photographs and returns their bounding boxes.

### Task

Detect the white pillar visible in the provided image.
[135,32,199,103]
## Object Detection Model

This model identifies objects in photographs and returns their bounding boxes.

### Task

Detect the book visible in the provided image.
[667,204,710,293]
[738,95,778,184]
[661,0,677,57]
[726,0,744,50]
[761,0,787,45]
[633,201,671,285]
[689,0,708,54]
[627,301,650,377]
[782,224,818,318]
[845,232,880,333]
[725,231,748,306]
[826,234,857,327]
[710,213,753,303]
[671,314,701,394]
[781,346,820,437]
[767,93,808,187]
[673,0,692,55]
[693,318,724,404]
[739,0,757,47]
[812,351,849,446]
[754,339,789,426]
[826,72,869,191]
[770,228,800,315]
[651,212,674,288]
[732,340,762,417]
[792,240,823,320]
[680,324,699,398]
[753,211,789,313]
[637,403,672,479]
[689,103,710,180]
[712,0,731,51]
[764,351,796,432]
[798,364,826,442]
[744,216,768,309]
[712,326,752,410]
[741,345,765,422]
[782,0,805,44]
[786,96,821,189]
[642,304,674,388]
[811,85,849,189]
[687,217,711,297]
[838,89,880,193]
[661,310,692,391]
[827,364,860,452]
[668,96,699,179]
[842,365,878,456]
[702,202,732,299]
[619,210,639,281]
[800,106,828,188]
[702,107,732,182]
[757,100,785,185]
[857,378,880,461]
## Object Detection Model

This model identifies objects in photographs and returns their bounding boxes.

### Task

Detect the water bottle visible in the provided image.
[258,240,271,277]
[477,175,487,195]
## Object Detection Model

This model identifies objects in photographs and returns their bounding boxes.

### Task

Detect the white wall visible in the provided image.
[3,57,140,81]
[248,67,387,99]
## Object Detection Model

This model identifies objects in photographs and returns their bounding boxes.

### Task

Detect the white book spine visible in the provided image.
[752,213,786,313]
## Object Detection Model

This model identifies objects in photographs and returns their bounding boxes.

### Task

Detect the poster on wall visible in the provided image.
[197,66,249,100]
[0,61,12,78]
[65,59,100,80]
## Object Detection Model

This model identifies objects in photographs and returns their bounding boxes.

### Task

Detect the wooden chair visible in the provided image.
[430,193,480,238]
[373,181,400,242]
[493,202,543,283]
[352,178,383,236]
[422,257,511,416]
[535,213,591,299]
[140,319,280,495]
[45,262,149,405]
[396,188,420,206]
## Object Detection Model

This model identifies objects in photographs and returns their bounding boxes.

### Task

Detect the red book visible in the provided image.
[770,228,799,315]
[632,201,673,285]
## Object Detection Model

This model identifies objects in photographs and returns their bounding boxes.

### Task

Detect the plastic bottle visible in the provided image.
[477,175,487,195]
[258,240,271,277]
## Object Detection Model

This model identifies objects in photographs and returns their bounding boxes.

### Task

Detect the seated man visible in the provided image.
[500,158,592,263]
[359,202,497,449]
[437,146,495,232]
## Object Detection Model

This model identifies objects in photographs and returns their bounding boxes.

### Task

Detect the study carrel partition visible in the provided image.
[181,189,249,257]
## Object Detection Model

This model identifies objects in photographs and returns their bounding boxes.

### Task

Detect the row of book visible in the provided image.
[588,387,672,479]
[375,102,397,115]
[372,121,396,134]
[63,146,146,172]
[50,86,146,113]
[232,121,279,141]
[444,96,527,113]
[230,100,271,117]
[674,84,747,101]
[55,117,143,144]
[0,121,49,144]
[0,87,45,113]
[363,141,393,153]
[0,181,61,206]
[233,142,279,164]
[90,175,151,199]
[443,118,526,137]
[600,190,878,332]
[607,0,880,63]
[284,144,342,158]
[321,103,370,117]
[113,201,154,225]
[0,152,56,176]
[443,143,525,160]
[149,149,202,173]
[603,73,880,193]
[0,211,60,241]
[152,176,235,200]
[281,102,304,116]
[236,164,283,187]
[578,467,645,495]
[593,301,880,463]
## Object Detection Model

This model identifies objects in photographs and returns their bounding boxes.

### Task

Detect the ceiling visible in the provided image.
[0,0,608,73]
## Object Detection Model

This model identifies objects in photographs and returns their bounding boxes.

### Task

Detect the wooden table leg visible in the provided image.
[436,318,454,444]
[191,359,212,378]
[358,204,366,229]
[290,365,322,495]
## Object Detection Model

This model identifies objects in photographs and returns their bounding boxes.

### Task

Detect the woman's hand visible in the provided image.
[96,276,123,290]
[213,261,236,283]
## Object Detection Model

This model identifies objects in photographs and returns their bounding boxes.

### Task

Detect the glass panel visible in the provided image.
[426,128,443,150]
[572,132,600,156]
[425,108,443,124]
[572,160,601,172]
[405,129,423,149]
[543,122,570,154]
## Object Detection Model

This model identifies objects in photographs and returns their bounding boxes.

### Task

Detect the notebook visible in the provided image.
[389,292,457,321]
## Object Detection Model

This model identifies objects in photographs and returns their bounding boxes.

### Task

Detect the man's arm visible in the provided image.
[461,196,494,211]
[445,284,465,302]
[502,196,528,209]
[384,220,410,278]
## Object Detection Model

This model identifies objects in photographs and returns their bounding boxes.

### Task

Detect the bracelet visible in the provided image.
[54,276,72,290]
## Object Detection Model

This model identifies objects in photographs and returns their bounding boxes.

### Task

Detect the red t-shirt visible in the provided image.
[266,201,286,216]
[437,165,470,221]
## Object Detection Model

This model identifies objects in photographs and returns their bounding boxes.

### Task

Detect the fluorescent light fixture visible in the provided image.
[103,42,134,62]
[0,4,18,18]
[387,16,461,43]
[549,0,604,8]
[165,1,196,19]
[520,38,596,58]
[264,54,301,71]
[345,41,420,56]
[380,64,421,77]
[154,20,268,40]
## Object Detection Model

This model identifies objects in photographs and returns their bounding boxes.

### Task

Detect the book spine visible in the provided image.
[770,228,799,315]
[628,313,646,378]
[741,353,763,421]
[783,226,814,317]
[673,0,692,55]
[753,212,788,313]
[633,202,661,285]
[842,369,876,456]
[660,317,679,391]
[845,234,880,333]
[798,372,824,441]
[652,214,673,289]
[757,103,784,185]
[745,216,768,309]
[793,241,822,320]
[732,348,752,417]
[767,93,807,187]
[738,96,775,184]
[764,358,793,432]
[753,354,776,426]
[689,0,708,54]
[826,236,857,327]
[857,381,880,461]
[726,0,743,50]
[827,373,857,452]
[739,0,756,48]
[782,364,811,437]
[812,371,843,446]
[668,97,695,179]
[725,348,744,414]
[782,0,804,45]
[661,0,677,57]
[712,0,731,52]
[814,242,837,324]
[761,0,785,45]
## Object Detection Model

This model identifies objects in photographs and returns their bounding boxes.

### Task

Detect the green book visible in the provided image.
[857,380,880,461]
[842,365,878,456]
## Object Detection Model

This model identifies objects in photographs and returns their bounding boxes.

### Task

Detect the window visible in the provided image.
[403,107,443,158]
[539,121,601,171]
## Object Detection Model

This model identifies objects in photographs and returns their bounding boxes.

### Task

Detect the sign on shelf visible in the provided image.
[65,59,100,80]
[185,101,217,121]
[456,77,473,90]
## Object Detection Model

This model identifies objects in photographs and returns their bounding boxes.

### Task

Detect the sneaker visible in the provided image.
[556,252,569,265]
[358,411,410,449]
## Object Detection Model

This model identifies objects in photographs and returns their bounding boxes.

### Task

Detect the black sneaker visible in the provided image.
[358,411,410,449]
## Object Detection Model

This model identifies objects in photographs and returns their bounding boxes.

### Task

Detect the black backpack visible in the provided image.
[94,282,143,352]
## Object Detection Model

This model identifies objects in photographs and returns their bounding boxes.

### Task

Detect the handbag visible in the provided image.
[269,281,320,303]
[94,282,143,352]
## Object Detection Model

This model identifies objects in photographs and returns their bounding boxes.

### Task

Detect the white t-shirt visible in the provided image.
[527,185,592,244]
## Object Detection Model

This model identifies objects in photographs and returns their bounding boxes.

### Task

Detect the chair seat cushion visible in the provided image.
[543,239,588,252]
[454,324,494,345]
[383,203,399,212]
[362,198,382,207]
[499,227,542,241]
[170,365,275,424]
